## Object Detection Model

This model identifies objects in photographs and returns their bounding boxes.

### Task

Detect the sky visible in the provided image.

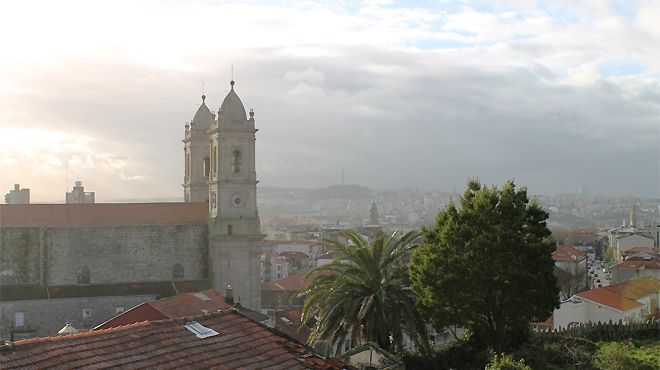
[0,0,659,202]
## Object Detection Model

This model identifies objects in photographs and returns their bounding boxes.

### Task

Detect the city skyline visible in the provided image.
[1,1,659,201]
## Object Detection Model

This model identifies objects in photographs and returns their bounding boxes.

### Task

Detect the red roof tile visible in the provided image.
[575,277,660,312]
[262,273,307,292]
[576,288,642,312]
[552,245,586,263]
[274,306,311,344]
[611,260,660,270]
[0,202,208,227]
[95,290,234,330]
[263,240,320,245]
[0,310,346,369]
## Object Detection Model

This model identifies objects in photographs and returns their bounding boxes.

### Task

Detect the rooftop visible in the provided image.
[263,273,307,292]
[0,310,346,369]
[575,277,660,312]
[0,202,208,227]
[552,245,586,263]
[611,260,660,270]
[96,289,268,330]
[0,280,209,302]
[274,306,312,344]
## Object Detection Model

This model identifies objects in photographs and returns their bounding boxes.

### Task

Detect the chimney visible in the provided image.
[225,285,234,305]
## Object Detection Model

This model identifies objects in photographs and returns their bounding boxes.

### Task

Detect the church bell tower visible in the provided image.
[207,80,264,310]
[182,95,212,202]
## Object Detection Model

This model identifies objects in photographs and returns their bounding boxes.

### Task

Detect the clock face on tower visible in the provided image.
[232,194,243,207]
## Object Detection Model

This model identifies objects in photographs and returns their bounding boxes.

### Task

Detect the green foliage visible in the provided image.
[410,179,559,352]
[593,341,659,370]
[400,335,490,370]
[603,245,617,265]
[486,353,533,370]
[298,230,429,354]
[513,335,598,369]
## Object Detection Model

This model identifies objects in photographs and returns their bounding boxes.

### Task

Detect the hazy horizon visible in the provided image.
[1,1,659,201]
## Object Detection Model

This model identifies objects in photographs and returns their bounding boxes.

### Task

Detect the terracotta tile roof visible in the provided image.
[263,240,320,245]
[0,280,210,302]
[576,288,643,312]
[273,257,289,265]
[280,251,312,260]
[263,273,307,292]
[611,260,660,270]
[150,289,233,318]
[623,246,653,254]
[0,310,347,369]
[0,202,208,227]
[274,306,311,344]
[575,277,660,312]
[96,290,269,330]
[552,245,586,262]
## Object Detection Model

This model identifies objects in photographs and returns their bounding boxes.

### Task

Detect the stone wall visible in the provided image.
[0,294,157,340]
[0,223,208,286]
[0,227,41,284]
[45,224,208,285]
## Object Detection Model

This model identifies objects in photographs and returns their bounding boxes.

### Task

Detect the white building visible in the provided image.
[553,277,659,329]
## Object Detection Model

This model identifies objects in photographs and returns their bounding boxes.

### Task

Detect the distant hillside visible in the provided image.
[305,184,372,201]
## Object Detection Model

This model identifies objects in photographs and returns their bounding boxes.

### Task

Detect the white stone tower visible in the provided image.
[182,95,212,203]
[208,80,264,310]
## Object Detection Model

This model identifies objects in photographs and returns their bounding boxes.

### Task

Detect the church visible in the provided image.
[0,81,265,340]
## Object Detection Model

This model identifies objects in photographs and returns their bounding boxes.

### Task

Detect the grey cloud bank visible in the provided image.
[2,45,658,200]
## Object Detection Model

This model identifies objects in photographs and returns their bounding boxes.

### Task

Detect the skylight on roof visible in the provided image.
[193,292,210,301]
[185,321,219,338]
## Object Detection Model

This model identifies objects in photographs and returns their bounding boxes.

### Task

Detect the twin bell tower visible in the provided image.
[182,80,264,309]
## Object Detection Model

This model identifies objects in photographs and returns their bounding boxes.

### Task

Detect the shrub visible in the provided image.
[485,353,532,370]
[592,341,657,370]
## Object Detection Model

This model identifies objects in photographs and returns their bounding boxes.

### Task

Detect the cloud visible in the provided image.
[0,1,658,200]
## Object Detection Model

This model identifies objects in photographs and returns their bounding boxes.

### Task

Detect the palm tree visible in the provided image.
[297,230,429,355]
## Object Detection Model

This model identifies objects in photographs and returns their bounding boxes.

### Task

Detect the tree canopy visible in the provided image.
[410,180,559,352]
[298,230,429,354]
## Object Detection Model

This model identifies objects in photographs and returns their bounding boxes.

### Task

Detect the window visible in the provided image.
[232,150,241,173]
[186,152,191,178]
[227,224,233,235]
[14,312,24,328]
[211,146,217,174]
[82,308,92,321]
[203,156,210,177]
[276,273,281,279]
[173,263,184,279]
[0,269,16,284]
[77,266,90,284]
[276,265,282,271]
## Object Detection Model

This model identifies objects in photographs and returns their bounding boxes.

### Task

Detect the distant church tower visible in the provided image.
[369,201,380,225]
[206,80,264,310]
[182,95,212,202]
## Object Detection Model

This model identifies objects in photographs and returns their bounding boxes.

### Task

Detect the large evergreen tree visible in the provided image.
[298,230,429,354]
[410,180,559,352]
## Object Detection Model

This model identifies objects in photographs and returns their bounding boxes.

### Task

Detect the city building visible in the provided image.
[4,184,29,204]
[65,181,95,204]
